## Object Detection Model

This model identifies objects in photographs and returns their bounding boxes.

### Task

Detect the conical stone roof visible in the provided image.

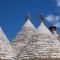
[0,27,14,60]
[37,22,52,34]
[12,19,36,57]
[17,22,60,60]
[23,19,36,29]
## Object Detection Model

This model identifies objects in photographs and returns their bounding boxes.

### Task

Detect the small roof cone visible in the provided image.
[37,14,52,34]
[37,23,52,34]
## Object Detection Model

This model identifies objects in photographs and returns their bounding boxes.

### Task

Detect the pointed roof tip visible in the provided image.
[37,22,52,34]
[23,20,36,28]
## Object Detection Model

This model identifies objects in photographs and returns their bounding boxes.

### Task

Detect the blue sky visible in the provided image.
[0,0,60,42]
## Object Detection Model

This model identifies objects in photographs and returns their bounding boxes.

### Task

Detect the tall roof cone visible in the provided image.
[12,13,36,57]
[0,27,14,60]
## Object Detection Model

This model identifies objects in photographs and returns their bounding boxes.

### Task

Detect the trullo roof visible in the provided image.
[12,19,36,57]
[37,22,52,34]
[0,27,14,60]
[16,22,60,60]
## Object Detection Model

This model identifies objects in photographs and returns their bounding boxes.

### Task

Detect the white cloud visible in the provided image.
[46,15,54,22]
[55,16,60,21]
[53,22,60,27]
[57,0,60,7]
[46,14,60,23]
[46,14,60,27]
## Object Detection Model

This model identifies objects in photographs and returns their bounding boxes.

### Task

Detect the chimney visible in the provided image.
[49,26,58,37]
[49,26,56,34]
